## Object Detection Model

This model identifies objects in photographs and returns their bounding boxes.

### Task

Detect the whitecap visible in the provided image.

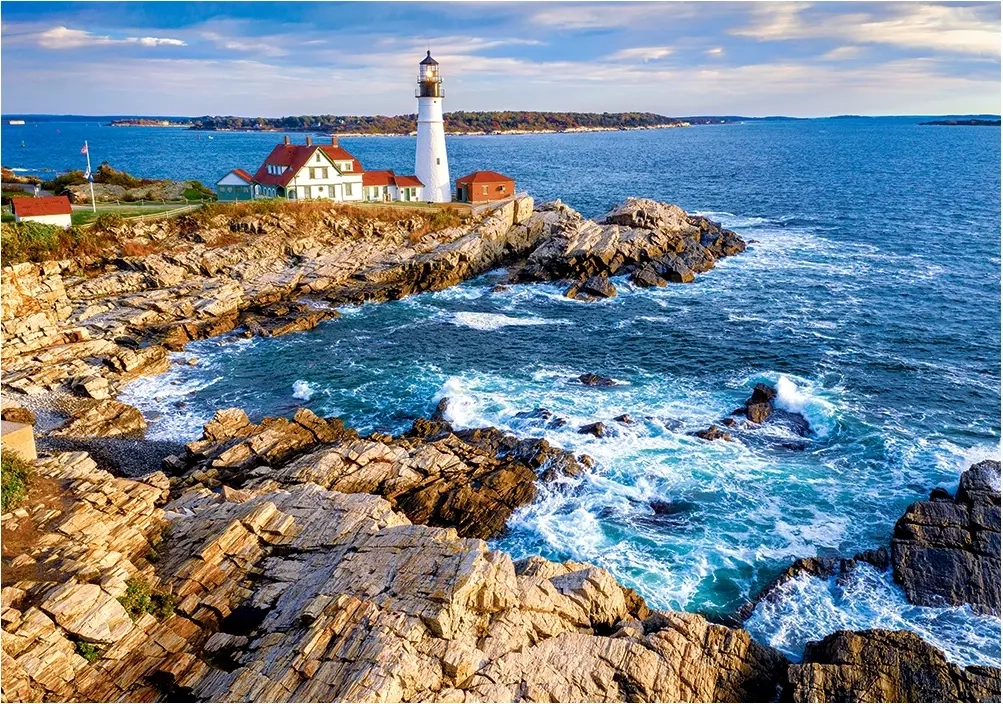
[774,375,837,437]
[447,311,567,331]
[292,380,316,401]
[745,564,1002,667]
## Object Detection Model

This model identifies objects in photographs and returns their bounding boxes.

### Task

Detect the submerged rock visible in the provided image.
[578,372,617,387]
[693,425,732,442]
[578,422,608,438]
[892,459,1001,615]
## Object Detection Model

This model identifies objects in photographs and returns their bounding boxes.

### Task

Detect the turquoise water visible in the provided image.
[25,118,998,664]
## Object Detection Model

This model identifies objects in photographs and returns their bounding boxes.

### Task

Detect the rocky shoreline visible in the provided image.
[2,197,1000,702]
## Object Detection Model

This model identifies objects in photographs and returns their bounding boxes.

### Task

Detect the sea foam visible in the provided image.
[292,380,316,401]
[447,311,566,331]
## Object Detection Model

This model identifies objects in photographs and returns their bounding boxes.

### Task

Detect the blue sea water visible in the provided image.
[8,118,1000,665]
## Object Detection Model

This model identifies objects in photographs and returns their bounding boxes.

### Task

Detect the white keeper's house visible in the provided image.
[216,135,424,203]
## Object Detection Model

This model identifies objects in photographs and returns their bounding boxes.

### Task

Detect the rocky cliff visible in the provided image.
[3,198,998,703]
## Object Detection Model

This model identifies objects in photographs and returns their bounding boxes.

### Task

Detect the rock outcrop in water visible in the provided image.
[165,406,587,541]
[892,459,1001,615]
[512,198,746,298]
[789,630,1000,703]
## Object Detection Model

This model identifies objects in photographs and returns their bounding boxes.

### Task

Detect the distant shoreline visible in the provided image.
[108,122,693,136]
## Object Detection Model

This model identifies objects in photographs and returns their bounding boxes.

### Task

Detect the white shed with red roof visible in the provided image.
[12,195,73,228]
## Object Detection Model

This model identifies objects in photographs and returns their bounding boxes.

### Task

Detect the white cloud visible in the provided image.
[529,3,696,30]
[608,46,674,62]
[200,30,287,57]
[820,46,862,61]
[733,3,1001,57]
[706,47,724,56]
[37,26,186,49]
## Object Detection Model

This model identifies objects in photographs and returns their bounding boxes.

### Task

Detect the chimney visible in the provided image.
[331,136,338,147]
[283,135,290,145]
[306,136,312,146]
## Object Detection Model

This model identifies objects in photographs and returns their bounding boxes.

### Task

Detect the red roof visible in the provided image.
[455,170,514,185]
[362,170,424,188]
[13,195,72,217]
[362,170,396,187]
[251,142,364,187]
[318,145,364,174]
[231,169,254,183]
[394,174,423,187]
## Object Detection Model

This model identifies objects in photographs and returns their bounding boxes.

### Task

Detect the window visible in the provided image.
[343,162,352,172]
[344,183,353,196]
[316,154,322,163]
[329,185,337,198]
[436,158,440,165]
[499,185,506,192]
[482,185,488,195]
[321,168,328,179]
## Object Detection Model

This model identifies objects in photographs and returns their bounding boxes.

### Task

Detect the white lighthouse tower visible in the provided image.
[415,51,450,202]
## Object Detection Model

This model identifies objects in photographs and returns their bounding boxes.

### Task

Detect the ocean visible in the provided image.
[6,117,1001,666]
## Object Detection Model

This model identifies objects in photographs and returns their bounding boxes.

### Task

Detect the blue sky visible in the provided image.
[1,1,999,117]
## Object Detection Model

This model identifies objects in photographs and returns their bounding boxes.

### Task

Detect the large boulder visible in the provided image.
[789,630,1001,702]
[50,399,147,438]
[891,459,1001,615]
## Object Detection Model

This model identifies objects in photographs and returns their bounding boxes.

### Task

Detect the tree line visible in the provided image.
[156,112,686,134]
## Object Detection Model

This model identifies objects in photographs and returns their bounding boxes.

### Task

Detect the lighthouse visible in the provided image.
[415,51,450,202]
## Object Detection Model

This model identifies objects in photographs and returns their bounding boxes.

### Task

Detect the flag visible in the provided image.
[80,143,88,155]
[84,169,92,181]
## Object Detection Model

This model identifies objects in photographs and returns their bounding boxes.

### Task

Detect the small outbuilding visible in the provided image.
[12,195,73,228]
[362,170,425,202]
[216,169,256,201]
[455,171,515,203]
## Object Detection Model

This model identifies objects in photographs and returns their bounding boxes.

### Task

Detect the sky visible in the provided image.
[1,1,999,117]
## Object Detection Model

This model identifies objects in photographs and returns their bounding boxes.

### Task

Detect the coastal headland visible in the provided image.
[0,196,999,702]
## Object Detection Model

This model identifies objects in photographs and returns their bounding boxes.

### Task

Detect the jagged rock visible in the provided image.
[50,399,147,438]
[578,373,617,387]
[789,630,1001,702]
[613,413,634,425]
[514,198,745,290]
[630,263,666,288]
[0,406,36,426]
[578,422,608,438]
[40,581,133,644]
[69,374,110,400]
[567,273,617,300]
[741,383,777,424]
[892,459,1001,615]
[694,425,732,441]
[240,302,340,338]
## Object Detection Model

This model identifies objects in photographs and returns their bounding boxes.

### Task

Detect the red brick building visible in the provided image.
[455,171,515,203]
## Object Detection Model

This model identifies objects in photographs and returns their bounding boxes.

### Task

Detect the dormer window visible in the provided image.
[343,162,352,172]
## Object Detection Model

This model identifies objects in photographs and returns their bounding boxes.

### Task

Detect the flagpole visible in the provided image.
[85,140,96,212]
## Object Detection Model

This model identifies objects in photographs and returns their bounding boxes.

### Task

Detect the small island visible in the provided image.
[919,118,1001,126]
[113,111,697,135]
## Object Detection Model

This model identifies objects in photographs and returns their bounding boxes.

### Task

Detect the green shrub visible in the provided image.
[184,181,215,201]
[0,220,98,263]
[1,451,33,513]
[41,170,88,194]
[94,213,124,231]
[118,576,175,621]
[74,640,102,663]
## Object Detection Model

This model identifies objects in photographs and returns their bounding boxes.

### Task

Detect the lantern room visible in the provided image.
[417,51,443,98]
